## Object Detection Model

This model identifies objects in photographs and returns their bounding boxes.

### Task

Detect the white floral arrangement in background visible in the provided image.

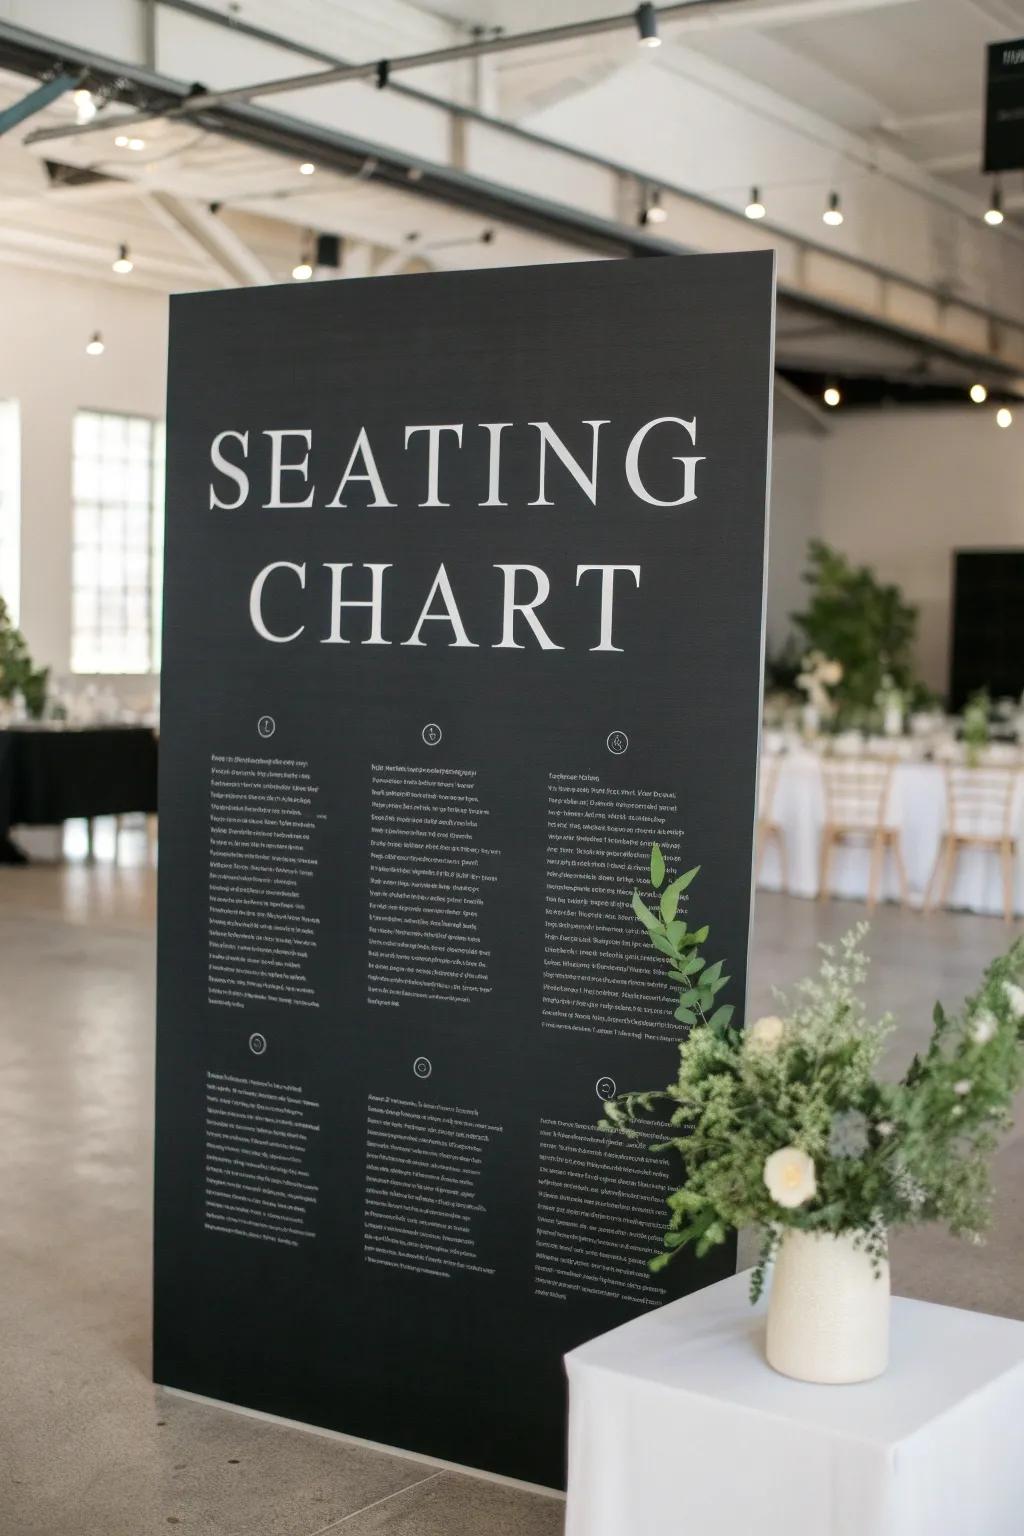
[796,651,843,721]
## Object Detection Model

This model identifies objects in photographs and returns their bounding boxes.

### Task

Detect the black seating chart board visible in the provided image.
[154,252,775,1489]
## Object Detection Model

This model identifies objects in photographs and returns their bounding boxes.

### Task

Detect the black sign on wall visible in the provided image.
[154,252,775,1489]
[985,38,1024,172]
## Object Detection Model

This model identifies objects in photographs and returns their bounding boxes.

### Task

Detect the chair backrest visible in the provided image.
[946,765,1019,842]
[821,757,893,829]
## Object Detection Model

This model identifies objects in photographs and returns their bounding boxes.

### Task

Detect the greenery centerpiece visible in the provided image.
[0,595,49,720]
[607,849,1024,1379]
[792,540,920,721]
[962,688,991,766]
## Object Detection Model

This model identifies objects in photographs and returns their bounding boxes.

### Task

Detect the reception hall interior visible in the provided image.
[1,2,1023,1533]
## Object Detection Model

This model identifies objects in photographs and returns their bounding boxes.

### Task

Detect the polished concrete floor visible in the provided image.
[1,832,1021,1534]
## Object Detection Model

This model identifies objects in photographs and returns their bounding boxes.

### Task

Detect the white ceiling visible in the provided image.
[407,0,1024,204]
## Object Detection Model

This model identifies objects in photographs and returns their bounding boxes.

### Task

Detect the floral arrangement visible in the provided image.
[962,688,991,766]
[606,849,1024,1300]
[792,539,920,714]
[0,594,48,719]
[795,650,842,721]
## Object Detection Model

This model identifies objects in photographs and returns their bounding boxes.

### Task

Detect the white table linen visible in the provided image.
[565,1271,1024,1536]
[758,753,1024,916]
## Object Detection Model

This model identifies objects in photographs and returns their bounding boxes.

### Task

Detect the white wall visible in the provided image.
[817,409,1024,696]
[0,261,168,688]
[767,431,823,659]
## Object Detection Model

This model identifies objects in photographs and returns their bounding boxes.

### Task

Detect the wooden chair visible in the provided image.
[819,757,907,910]
[755,754,788,892]
[924,765,1021,924]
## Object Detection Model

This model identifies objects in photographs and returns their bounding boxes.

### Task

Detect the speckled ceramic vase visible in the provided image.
[766,1228,890,1384]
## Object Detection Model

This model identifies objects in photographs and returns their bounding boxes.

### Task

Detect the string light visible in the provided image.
[745,186,766,220]
[85,332,104,356]
[984,185,1004,226]
[73,89,96,125]
[111,243,133,275]
[299,161,316,175]
[636,3,661,47]
[823,385,841,408]
[969,383,988,404]
[640,188,667,225]
[996,406,1013,428]
[822,191,844,227]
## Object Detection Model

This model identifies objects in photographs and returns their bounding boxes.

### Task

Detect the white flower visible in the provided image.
[953,1079,971,1096]
[747,1014,785,1052]
[763,1147,817,1209]
[1003,982,1024,1020]
[876,1120,894,1138]
[970,1010,998,1045]
[820,660,843,687]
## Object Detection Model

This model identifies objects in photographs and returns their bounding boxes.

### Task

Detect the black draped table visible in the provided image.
[0,725,159,864]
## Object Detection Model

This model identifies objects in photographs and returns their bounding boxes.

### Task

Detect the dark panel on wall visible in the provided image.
[950,549,1024,710]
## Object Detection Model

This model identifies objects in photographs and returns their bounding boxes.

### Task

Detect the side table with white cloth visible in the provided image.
[565,1271,1024,1536]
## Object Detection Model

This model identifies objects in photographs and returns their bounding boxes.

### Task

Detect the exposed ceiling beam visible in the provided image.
[923,151,983,174]
[0,17,1020,380]
[0,171,144,220]
[0,69,80,135]
[21,0,759,146]
[663,0,921,32]
[145,191,273,285]
[881,107,981,133]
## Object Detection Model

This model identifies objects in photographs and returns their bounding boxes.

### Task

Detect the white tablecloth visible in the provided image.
[565,1272,1024,1536]
[758,753,1024,916]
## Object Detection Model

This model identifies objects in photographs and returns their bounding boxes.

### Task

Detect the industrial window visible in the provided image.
[71,409,164,673]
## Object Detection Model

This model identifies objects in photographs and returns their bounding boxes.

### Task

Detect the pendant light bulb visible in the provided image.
[984,185,1004,226]
[745,186,766,220]
[636,2,661,47]
[996,406,1013,428]
[643,189,667,225]
[969,383,988,404]
[823,385,841,408]
[299,161,316,175]
[85,331,105,356]
[823,191,844,227]
[292,258,313,281]
[112,243,133,275]
[73,88,97,125]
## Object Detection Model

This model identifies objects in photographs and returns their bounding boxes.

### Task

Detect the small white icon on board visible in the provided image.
[606,730,629,755]
[257,715,276,739]
[413,1056,433,1080]
[248,1032,268,1056]
[422,723,442,747]
[595,1076,616,1101]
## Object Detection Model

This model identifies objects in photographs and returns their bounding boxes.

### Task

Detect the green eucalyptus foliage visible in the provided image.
[0,595,49,719]
[962,688,991,765]
[606,849,1024,1303]
[792,540,919,714]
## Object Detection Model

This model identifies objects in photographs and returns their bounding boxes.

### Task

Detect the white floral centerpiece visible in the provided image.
[796,650,842,735]
[606,848,1024,1383]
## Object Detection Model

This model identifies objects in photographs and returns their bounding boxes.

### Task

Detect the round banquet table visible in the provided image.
[757,752,1024,917]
